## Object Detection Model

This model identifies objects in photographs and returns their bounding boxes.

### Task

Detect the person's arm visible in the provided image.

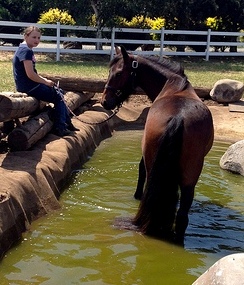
[23,60,55,87]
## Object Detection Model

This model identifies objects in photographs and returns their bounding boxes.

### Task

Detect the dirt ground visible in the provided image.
[120,95,244,143]
[207,103,244,142]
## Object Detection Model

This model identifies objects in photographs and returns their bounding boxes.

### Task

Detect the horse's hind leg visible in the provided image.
[175,185,195,244]
[134,157,146,200]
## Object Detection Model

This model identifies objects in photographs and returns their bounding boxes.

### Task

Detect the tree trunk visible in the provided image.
[90,0,103,50]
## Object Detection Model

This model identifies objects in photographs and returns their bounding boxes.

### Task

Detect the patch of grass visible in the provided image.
[181,57,244,87]
[0,52,110,91]
[38,61,109,78]
[0,62,16,92]
[0,52,243,92]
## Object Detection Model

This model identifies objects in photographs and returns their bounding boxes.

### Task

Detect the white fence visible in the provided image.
[0,20,244,61]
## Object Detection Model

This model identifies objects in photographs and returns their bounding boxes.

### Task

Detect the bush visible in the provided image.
[150,17,166,40]
[239,30,244,42]
[38,8,75,25]
[113,16,155,51]
[205,16,224,30]
[38,8,76,36]
[114,15,152,29]
[126,16,152,29]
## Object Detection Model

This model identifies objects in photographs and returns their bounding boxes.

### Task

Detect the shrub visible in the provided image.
[150,17,166,40]
[205,16,224,30]
[38,8,76,36]
[114,15,152,29]
[38,8,75,25]
[239,30,244,42]
[127,16,153,29]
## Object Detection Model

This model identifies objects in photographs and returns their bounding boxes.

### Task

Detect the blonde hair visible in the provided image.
[23,26,41,36]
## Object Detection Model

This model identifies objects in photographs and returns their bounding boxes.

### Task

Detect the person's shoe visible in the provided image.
[67,123,79,131]
[53,128,72,137]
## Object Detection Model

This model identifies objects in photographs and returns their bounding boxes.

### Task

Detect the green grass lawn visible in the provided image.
[0,52,243,92]
[181,57,244,88]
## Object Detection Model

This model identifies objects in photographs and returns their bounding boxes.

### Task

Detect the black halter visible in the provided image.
[105,56,139,96]
[131,57,138,90]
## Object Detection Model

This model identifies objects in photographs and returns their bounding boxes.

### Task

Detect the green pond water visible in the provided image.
[0,130,243,285]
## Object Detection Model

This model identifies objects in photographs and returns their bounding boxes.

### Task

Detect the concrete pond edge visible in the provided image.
[0,106,114,259]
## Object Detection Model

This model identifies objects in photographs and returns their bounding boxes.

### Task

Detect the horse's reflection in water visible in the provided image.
[101,46,214,244]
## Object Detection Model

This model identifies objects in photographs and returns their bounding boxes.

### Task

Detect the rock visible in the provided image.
[192,253,244,285]
[210,79,244,103]
[63,41,82,49]
[220,140,244,175]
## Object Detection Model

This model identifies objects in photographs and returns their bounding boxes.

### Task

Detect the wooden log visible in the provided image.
[42,74,211,99]
[0,92,41,122]
[8,111,53,151]
[43,74,148,95]
[0,91,94,123]
[229,100,244,113]
[42,74,106,93]
[7,92,94,151]
[194,87,211,99]
[63,91,93,111]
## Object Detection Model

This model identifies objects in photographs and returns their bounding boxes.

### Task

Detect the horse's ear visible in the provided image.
[115,45,121,55]
[120,45,129,60]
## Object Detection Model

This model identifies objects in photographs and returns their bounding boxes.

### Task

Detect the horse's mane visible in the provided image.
[143,55,185,78]
[110,53,186,81]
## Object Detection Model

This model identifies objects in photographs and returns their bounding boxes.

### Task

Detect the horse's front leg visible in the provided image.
[134,157,146,200]
[175,185,195,244]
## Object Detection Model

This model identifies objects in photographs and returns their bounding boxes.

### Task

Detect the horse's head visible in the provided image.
[101,46,138,110]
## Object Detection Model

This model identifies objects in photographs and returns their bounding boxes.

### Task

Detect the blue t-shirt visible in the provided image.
[12,43,39,93]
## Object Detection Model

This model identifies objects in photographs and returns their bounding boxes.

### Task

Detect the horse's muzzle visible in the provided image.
[101,87,120,110]
[101,100,113,110]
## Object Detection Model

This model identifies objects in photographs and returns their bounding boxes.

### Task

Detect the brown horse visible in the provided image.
[101,46,214,243]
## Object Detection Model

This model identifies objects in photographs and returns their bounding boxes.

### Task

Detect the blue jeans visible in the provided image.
[28,84,71,130]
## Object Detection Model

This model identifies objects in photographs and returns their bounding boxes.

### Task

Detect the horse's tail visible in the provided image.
[133,116,184,239]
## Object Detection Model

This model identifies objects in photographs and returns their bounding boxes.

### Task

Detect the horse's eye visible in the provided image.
[116,72,122,77]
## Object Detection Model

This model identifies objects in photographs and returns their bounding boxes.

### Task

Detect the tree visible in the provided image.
[0,0,50,22]
[0,0,243,40]
[216,0,244,31]
[90,1,103,49]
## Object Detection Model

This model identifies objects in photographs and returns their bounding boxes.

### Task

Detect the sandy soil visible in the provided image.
[120,95,244,143]
[208,104,244,142]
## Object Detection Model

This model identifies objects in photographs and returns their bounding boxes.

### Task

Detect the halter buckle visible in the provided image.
[132,60,138,69]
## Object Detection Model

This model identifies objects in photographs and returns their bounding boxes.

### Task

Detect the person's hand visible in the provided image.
[45,79,55,87]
